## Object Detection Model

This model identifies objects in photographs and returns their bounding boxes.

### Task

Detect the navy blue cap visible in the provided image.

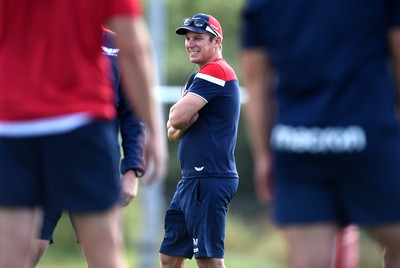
[176,13,223,39]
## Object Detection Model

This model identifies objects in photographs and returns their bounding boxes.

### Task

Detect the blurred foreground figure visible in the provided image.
[0,1,166,268]
[241,0,400,267]
[29,28,165,267]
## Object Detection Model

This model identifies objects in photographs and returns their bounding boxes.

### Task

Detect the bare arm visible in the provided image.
[169,93,205,129]
[109,17,155,129]
[389,28,400,117]
[166,93,205,141]
[240,48,276,204]
[166,113,199,142]
[108,17,167,182]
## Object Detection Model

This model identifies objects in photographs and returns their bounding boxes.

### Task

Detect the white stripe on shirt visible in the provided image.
[195,73,226,87]
[0,112,93,137]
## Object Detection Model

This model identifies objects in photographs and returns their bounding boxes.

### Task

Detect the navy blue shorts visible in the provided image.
[0,121,120,212]
[272,124,400,226]
[159,177,238,259]
[39,207,63,243]
[39,208,78,243]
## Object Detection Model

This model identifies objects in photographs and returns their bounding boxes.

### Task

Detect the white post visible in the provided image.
[138,1,167,267]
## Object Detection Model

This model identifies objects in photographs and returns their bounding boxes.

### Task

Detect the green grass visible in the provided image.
[36,196,384,268]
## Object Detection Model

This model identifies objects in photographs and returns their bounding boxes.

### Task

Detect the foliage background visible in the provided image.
[38,0,386,267]
[160,0,246,85]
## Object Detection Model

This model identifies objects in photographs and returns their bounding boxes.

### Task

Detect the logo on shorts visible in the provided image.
[193,238,199,253]
[101,46,120,57]
[194,166,204,171]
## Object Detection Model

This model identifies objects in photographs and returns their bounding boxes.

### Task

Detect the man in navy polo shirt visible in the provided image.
[159,13,240,268]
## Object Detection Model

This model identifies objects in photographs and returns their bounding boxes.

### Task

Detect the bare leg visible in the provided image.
[29,239,50,267]
[159,253,185,268]
[0,207,39,268]
[72,206,127,268]
[283,224,338,268]
[334,225,359,268]
[196,258,226,268]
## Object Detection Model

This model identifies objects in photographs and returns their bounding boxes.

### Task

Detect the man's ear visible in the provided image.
[214,36,222,47]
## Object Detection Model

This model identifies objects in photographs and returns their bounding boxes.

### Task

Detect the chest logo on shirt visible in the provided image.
[194,166,204,171]
[101,46,119,57]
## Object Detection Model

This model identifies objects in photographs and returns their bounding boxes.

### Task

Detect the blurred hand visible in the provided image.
[142,129,168,186]
[120,170,139,207]
[254,152,274,204]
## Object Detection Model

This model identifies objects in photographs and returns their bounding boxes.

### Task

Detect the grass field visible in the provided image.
[36,212,287,268]
[36,195,384,268]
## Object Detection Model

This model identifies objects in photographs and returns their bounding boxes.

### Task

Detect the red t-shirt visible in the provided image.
[0,0,142,121]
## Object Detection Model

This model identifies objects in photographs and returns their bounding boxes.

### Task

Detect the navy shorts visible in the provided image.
[272,124,400,227]
[39,208,79,243]
[0,120,120,212]
[39,207,63,243]
[159,177,238,259]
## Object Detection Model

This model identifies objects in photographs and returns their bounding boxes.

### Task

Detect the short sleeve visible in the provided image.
[241,0,270,49]
[388,0,400,27]
[189,63,226,102]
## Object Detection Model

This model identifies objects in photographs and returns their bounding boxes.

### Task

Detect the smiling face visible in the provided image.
[185,31,221,68]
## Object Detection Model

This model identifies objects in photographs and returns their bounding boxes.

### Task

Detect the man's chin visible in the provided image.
[189,57,199,64]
